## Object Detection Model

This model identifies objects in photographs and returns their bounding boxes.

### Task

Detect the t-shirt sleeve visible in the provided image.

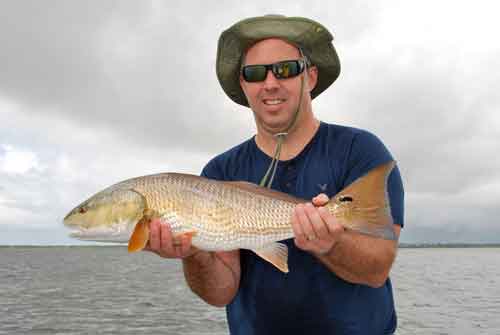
[200,157,224,180]
[343,130,405,227]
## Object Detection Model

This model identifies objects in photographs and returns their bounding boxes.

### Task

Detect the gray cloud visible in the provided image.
[0,1,253,154]
[337,56,500,194]
[0,0,387,155]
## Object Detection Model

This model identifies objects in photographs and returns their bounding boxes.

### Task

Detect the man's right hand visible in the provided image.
[143,219,200,259]
[144,219,241,307]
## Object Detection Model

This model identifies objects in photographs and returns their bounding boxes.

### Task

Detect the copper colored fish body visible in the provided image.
[64,161,397,272]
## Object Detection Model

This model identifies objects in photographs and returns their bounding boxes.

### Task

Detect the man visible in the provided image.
[146,15,404,335]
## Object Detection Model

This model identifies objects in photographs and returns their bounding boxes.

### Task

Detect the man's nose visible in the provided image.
[262,69,280,90]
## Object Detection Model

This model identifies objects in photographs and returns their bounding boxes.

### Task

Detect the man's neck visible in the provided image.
[255,115,320,161]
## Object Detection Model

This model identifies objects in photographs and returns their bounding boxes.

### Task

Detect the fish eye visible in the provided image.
[78,207,88,214]
[339,195,353,203]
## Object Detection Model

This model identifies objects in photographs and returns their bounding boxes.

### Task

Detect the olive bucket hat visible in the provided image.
[216,15,341,107]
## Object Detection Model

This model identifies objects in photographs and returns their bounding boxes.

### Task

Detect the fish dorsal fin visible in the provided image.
[224,181,302,204]
[252,242,289,273]
[329,161,397,240]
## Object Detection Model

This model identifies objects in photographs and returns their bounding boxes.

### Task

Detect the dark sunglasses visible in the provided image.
[241,59,306,82]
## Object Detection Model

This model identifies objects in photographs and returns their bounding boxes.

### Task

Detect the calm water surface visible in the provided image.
[1,247,498,334]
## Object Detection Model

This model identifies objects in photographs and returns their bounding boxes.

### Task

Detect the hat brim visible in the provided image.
[216,15,341,107]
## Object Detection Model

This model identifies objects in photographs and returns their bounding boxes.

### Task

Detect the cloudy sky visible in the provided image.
[1,1,499,245]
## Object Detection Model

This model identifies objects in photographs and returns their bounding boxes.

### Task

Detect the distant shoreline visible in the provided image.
[1,243,500,249]
[399,243,500,248]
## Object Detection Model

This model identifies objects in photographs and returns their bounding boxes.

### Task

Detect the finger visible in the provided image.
[159,221,175,255]
[173,235,187,258]
[318,206,344,236]
[312,193,329,207]
[149,219,161,251]
[180,234,193,255]
[296,203,316,242]
[304,202,329,239]
[173,243,183,258]
[291,206,307,246]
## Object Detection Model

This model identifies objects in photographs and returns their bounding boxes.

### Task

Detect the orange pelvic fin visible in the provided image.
[128,216,150,252]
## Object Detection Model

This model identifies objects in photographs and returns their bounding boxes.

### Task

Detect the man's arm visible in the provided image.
[145,219,241,307]
[316,225,400,287]
[182,250,240,307]
[292,195,400,288]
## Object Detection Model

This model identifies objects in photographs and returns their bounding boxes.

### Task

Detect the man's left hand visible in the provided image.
[291,193,345,255]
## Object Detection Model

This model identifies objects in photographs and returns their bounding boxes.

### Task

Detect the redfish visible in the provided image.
[63,161,396,272]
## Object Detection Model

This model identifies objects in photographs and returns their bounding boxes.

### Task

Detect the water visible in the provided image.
[392,248,500,334]
[0,247,227,335]
[1,247,499,334]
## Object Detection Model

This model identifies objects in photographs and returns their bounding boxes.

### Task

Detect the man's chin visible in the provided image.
[253,108,295,132]
[260,119,293,134]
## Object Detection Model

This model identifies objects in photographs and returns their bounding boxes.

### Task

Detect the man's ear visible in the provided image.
[307,66,318,92]
[239,73,246,90]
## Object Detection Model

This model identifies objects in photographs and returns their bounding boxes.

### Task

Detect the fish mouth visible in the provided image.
[67,226,132,243]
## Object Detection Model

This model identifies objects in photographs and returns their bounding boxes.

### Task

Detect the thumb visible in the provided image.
[312,193,329,206]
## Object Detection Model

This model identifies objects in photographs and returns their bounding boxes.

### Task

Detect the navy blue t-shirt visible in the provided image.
[201,122,404,335]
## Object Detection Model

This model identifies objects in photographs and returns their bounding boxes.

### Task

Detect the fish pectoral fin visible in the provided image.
[128,216,150,253]
[252,242,289,273]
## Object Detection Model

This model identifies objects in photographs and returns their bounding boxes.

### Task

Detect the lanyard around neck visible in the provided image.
[259,69,306,188]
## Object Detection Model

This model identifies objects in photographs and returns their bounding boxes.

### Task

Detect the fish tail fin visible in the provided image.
[327,161,397,240]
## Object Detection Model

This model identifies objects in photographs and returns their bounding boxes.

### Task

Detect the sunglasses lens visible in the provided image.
[274,61,301,79]
[242,65,267,82]
[242,60,304,82]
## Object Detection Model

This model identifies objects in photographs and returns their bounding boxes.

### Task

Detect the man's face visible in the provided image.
[239,38,317,134]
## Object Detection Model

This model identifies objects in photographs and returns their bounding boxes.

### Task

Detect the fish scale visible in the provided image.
[133,173,297,251]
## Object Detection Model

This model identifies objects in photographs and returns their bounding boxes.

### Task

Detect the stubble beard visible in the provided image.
[253,109,294,137]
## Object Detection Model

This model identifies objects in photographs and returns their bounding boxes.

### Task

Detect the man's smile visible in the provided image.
[263,98,286,106]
